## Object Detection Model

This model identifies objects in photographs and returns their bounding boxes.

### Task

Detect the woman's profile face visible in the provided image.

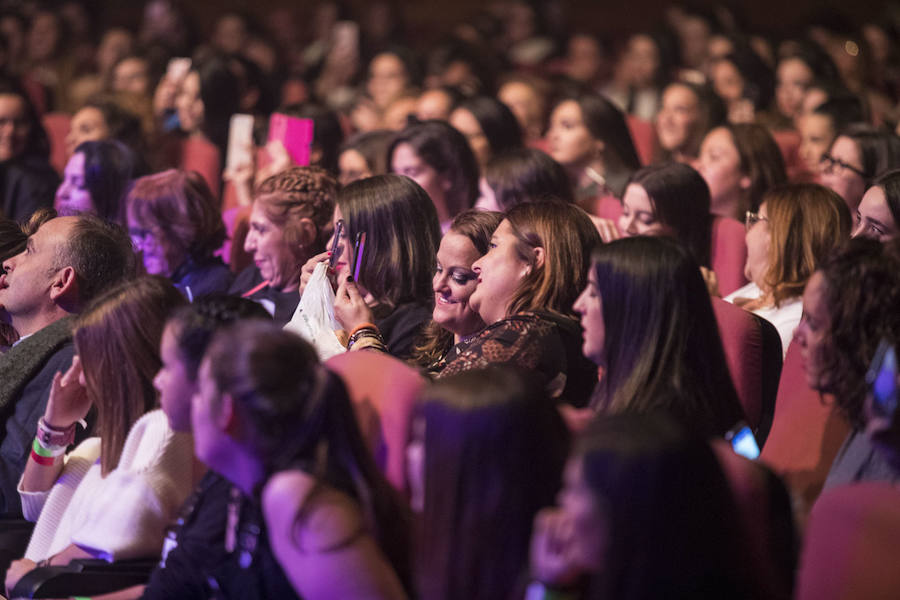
[820,135,867,212]
[793,270,832,391]
[65,107,109,157]
[547,100,597,169]
[175,71,204,134]
[469,219,531,325]
[798,113,835,176]
[618,183,662,237]
[573,264,605,366]
[128,207,184,277]
[243,199,297,292]
[695,127,748,215]
[433,231,483,338]
[853,185,898,241]
[656,84,699,154]
[338,149,372,187]
[744,201,771,287]
[710,59,744,105]
[154,322,196,432]
[55,152,93,216]
[367,52,408,110]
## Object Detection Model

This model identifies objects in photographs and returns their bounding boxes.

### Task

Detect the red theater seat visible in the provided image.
[796,483,900,600]
[711,216,749,297]
[42,112,71,176]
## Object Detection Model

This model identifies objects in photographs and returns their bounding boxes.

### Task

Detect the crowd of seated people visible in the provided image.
[3,1,900,598]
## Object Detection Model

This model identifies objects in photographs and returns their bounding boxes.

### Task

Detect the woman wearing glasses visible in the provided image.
[725,183,851,356]
[819,124,900,213]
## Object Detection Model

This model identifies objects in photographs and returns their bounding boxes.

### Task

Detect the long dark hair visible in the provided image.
[75,140,136,224]
[627,163,712,267]
[205,321,411,590]
[872,169,900,228]
[338,174,441,309]
[415,366,569,600]
[589,237,744,437]
[193,56,241,155]
[815,238,900,428]
[483,147,574,211]
[454,95,523,158]
[578,414,765,600]
[0,78,50,161]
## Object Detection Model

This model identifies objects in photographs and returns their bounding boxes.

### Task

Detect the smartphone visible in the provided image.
[351,231,367,281]
[226,114,255,171]
[726,422,760,460]
[866,339,898,421]
[166,57,191,82]
[268,113,314,166]
[328,220,345,270]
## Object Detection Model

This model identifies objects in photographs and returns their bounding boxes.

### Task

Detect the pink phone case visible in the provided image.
[267,113,315,166]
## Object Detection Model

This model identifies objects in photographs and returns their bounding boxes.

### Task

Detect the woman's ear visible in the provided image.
[296,217,319,249]
[532,246,546,270]
[739,175,752,190]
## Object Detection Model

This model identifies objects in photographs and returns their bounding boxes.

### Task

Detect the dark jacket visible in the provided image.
[0,156,59,222]
[0,317,75,517]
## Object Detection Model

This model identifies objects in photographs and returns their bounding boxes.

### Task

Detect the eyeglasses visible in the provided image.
[745,211,768,231]
[820,152,867,179]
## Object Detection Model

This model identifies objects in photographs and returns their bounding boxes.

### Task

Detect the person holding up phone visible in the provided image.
[793,238,900,489]
[300,174,440,360]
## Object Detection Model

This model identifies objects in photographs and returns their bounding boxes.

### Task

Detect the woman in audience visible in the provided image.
[528,413,766,599]
[819,124,900,213]
[694,122,787,221]
[476,147,573,212]
[616,162,714,268]
[54,139,135,222]
[412,366,568,599]
[853,169,900,241]
[0,79,59,222]
[435,201,600,407]
[127,169,232,300]
[654,80,726,164]
[388,119,479,227]
[794,238,900,489]
[577,236,744,438]
[65,96,148,169]
[774,44,841,127]
[174,56,241,164]
[303,174,441,360]
[546,93,641,212]
[725,183,851,354]
[497,74,550,147]
[196,320,410,598]
[229,166,337,324]
[7,276,192,590]
[449,95,523,169]
[337,129,393,186]
[412,209,502,370]
[709,45,775,124]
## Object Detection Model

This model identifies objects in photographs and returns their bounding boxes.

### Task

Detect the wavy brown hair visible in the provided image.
[762,183,851,307]
[726,123,787,214]
[505,201,600,319]
[74,276,185,475]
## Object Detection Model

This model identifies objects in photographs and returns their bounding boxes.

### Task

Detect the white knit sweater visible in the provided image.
[18,409,194,562]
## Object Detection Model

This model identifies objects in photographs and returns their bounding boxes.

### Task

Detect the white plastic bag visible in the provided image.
[284,262,346,359]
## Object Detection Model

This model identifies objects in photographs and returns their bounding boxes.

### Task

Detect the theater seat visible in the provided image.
[625,115,656,166]
[796,483,900,600]
[712,441,797,599]
[759,340,851,520]
[179,137,221,199]
[42,112,71,176]
[326,351,426,494]
[711,216,749,297]
[711,298,782,444]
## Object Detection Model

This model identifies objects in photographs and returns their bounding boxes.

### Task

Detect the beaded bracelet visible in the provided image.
[347,328,388,353]
[36,416,76,448]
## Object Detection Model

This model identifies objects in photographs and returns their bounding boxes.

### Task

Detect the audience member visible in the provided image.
[55,139,135,222]
[852,169,900,241]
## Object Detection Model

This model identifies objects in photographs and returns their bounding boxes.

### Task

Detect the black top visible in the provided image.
[142,470,300,600]
[0,156,59,222]
[172,256,234,301]
[228,266,300,326]
[373,301,432,361]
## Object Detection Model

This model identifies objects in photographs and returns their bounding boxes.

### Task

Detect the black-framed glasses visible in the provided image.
[820,152,867,179]
[745,211,768,231]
